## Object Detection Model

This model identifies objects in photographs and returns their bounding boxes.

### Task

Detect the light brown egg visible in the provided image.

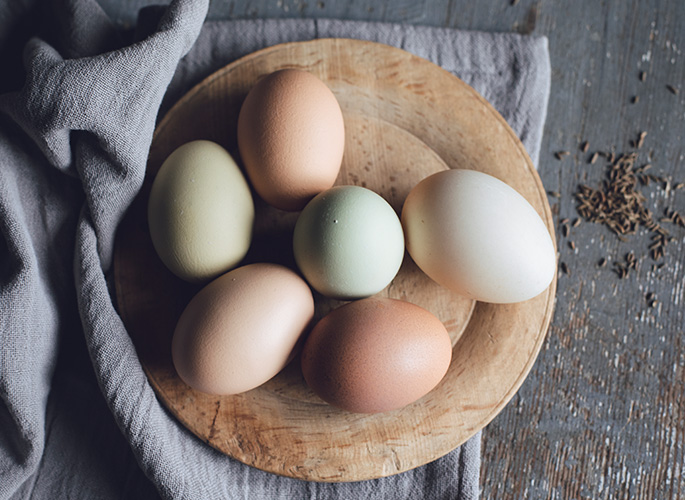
[172,263,314,396]
[237,68,345,211]
[300,297,452,414]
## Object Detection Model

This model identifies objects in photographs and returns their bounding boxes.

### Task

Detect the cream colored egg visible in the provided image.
[401,169,556,304]
[172,263,315,396]
[147,140,254,282]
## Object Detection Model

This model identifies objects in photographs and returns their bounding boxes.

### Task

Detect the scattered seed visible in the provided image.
[666,84,679,95]
[629,133,646,149]
[613,262,628,279]
[548,190,561,198]
[626,252,637,270]
[560,262,570,275]
[572,218,581,227]
[511,0,520,5]
[675,213,685,228]
[636,131,647,149]
[574,150,673,266]
[662,208,685,228]
[648,299,658,308]
[574,131,685,279]
[631,95,640,104]
[560,218,569,225]
[555,151,570,160]
[649,262,665,272]
[639,71,647,82]
[645,291,655,302]
[580,141,589,153]
[562,224,570,237]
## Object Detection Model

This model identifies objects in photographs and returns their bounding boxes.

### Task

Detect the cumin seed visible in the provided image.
[636,131,647,149]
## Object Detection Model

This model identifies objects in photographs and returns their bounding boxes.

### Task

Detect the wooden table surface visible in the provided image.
[100,1,685,498]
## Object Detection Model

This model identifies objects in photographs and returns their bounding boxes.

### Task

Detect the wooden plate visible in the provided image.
[113,38,557,482]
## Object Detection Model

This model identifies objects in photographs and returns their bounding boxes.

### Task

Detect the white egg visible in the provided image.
[401,169,556,304]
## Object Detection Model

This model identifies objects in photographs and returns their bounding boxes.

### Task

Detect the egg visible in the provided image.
[147,140,254,282]
[292,185,405,300]
[237,68,345,211]
[300,297,452,414]
[401,169,556,304]
[171,263,314,395]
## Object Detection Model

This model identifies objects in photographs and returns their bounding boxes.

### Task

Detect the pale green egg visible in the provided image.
[293,185,405,300]
[147,140,254,283]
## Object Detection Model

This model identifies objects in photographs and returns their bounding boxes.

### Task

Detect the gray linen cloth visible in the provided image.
[0,0,551,498]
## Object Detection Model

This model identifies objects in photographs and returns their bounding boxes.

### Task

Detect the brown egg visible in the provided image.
[237,68,345,211]
[300,297,452,413]
[172,263,314,396]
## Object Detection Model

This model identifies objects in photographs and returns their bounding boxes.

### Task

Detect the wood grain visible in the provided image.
[113,39,556,482]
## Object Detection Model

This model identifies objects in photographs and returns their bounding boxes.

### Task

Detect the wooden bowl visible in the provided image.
[113,38,556,482]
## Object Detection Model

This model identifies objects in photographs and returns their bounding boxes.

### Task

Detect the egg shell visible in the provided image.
[172,263,315,396]
[401,169,556,304]
[300,297,452,414]
[292,185,405,300]
[147,140,254,283]
[237,69,345,211]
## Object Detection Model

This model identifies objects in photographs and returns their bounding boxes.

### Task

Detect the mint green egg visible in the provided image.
[293,186,405,300]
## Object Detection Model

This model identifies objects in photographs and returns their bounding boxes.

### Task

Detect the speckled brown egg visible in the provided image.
[300,297,452,414]
[237,68,345,211]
